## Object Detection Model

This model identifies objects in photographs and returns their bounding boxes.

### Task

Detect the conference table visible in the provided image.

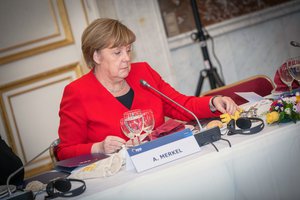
[63,119,300,200]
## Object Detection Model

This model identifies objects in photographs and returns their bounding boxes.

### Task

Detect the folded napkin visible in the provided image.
[68,151,123,180]
[151,119,185,140]
[274,67,299,92]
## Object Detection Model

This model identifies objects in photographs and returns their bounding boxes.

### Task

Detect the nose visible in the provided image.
[122,49,131,61]
[122,50,131,61]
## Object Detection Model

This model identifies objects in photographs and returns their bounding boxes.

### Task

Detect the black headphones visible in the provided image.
[227,117,265,135]
[45,178,86,199]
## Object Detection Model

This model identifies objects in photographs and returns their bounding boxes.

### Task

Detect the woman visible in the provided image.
[57,18,238,160]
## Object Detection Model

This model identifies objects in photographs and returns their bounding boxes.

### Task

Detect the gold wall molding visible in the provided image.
[0,62,82,176]
[0,0,74,64]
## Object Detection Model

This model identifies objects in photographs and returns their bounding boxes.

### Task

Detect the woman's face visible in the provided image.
[94,44,132,80]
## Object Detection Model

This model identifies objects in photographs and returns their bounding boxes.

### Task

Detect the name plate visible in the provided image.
[126,129,201,172]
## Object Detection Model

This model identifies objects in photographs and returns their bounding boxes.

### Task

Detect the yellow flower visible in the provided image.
[220,113,231,124]
[296,92,300,104]
[220,109,242,124]
[266,111,279,124]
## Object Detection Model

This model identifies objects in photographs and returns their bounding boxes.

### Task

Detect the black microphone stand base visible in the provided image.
[194,126,231,151]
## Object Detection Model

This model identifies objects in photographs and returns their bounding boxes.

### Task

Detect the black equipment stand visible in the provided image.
[190,0,225,96]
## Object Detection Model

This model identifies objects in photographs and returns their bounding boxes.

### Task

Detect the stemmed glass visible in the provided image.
[287,57,300,86]
[120,118,135,146]
[278,63,294,92]
[142,109,155,141]
[123,109,144,145]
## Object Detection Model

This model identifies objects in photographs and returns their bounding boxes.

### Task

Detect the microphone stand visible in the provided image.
[140,80,203,130]
[4,139,59,200]
[140,80,231,151]
[190,0,225,96]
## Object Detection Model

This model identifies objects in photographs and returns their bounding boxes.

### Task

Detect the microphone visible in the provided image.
[140,79,231,151]
[290,41,300,47]
[3,139,60,200]
[140,79,203,130]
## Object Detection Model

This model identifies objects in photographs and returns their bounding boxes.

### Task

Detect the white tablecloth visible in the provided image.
[65,121,300,200]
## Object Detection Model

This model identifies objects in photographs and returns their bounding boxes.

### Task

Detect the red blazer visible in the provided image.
[57,62,218,160]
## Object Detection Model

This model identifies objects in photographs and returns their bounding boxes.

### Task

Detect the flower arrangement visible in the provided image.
[266,93,300,124]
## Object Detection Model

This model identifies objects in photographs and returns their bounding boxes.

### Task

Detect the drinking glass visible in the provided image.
[278,63,294,92]
[287,57,300,85]
[123,109,144,145]
[142,109,155,141]
[120,118,135,146]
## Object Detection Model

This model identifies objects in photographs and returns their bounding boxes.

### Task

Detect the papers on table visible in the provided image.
[235,92,264,103]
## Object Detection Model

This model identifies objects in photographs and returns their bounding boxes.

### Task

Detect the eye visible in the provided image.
[114,51,121,55]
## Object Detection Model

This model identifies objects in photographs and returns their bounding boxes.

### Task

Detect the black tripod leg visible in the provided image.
[195,70,206,96]
[207,69,217,89]
[212,68,225,87]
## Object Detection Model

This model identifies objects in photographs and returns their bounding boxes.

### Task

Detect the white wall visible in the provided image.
[168,1,300,95]
[95,0,300,96]
[0,0,89,176]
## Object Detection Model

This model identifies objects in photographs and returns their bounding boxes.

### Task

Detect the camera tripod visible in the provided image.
[190,0,225,96]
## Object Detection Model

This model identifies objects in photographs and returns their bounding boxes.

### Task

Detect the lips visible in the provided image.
[120,66,129,70]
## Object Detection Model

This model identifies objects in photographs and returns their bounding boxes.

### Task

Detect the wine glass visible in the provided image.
[278,63,294,92]
[123,109,144,145]
[120,118,135,146]
[142,109,155,141]
[287,57,300,86]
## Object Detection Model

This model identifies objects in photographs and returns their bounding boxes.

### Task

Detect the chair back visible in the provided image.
[200,75,275,105]
[49,139,60,165]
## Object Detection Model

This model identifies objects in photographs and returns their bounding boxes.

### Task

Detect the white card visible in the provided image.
[235,92,264,103]
[126,129,201,172]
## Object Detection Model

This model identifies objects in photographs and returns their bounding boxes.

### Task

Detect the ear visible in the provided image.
[93,50,101,65]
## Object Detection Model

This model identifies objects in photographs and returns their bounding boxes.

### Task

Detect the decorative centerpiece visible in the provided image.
[266,92,300,124]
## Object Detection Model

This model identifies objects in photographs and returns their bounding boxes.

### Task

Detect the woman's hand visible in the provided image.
[92,136,126,154]
[212,96,239,115]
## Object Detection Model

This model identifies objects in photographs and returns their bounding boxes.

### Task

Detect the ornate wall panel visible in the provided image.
[0,0,74,64]
[0,63,82,176]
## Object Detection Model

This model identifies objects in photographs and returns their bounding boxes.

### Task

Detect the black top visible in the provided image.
[116,88,134,109]
[0,136,24,186]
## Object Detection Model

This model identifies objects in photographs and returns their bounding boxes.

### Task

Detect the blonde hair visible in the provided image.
[81,18,136,68]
